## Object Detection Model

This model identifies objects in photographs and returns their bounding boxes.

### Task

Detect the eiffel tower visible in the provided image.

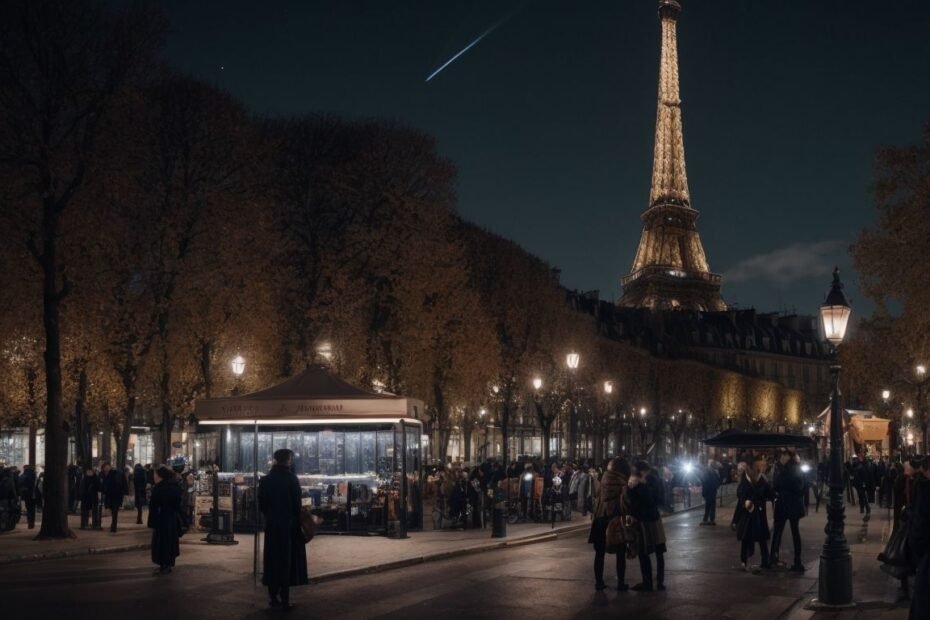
[620,0,726,312]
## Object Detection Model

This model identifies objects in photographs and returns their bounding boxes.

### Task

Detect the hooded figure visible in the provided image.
[148,465,182,575]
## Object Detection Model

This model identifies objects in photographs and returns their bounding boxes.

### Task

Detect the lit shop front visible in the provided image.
[192,366,424,536]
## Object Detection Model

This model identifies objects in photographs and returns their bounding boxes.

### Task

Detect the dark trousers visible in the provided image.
[740,536,770,567]
[637,538,665,587]
[23,499,36,529]
[703,495,717,522]
[771,516,802,565]
[594,546,626,586]
[109,506,120,532]
[267,585,290,605]
[856,487,871,514]
[80,504,97,528]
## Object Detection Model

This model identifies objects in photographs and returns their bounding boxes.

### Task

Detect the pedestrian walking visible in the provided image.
[700,460,720,526]
[148,465,182,575]
[180,473,194,530]
[770,452,806,572]
[19,465,37,529]
[852,457,872,518]
[588,457,631,591]
[100,462,127,532]
[79,467,101,529]
[258,449,308,610]
[736,457,775,572]
[627,461,667,591]
[133,463,147,524]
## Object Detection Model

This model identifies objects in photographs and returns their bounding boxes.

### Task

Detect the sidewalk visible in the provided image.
[0,486,732,570]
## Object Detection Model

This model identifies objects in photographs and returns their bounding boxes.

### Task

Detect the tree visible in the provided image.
[0,0,164,538]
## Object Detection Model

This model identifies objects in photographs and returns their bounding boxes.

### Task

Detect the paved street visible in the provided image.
[0,497,910,620]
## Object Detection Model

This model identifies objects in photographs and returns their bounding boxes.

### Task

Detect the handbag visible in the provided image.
[299,507,320,544]
[878,519,910,567]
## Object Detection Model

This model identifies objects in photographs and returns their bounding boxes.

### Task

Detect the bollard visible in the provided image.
[491,487,507,538]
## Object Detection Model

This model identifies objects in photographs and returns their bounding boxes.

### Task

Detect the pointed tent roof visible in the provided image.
[193,365,423,423]
[234,365,398,401]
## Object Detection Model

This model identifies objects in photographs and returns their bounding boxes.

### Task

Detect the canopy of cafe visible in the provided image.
[818,406,890,443]
[193,365,425,426]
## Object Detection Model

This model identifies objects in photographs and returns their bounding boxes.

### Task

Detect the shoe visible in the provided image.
[699,521,707,526]
[789,564,805,573]
[617,583,629,592]
[595,581,607,591]
[709,521,717,526]
[631,583,653,592]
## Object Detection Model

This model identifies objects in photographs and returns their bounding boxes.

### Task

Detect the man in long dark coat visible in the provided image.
[909,460,930,620]
[148,465,182,575]
[259,449,308,609]
[770,452,806,571]
[100,462,127,532]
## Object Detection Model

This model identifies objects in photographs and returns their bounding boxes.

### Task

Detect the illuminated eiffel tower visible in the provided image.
[620,0,726,312]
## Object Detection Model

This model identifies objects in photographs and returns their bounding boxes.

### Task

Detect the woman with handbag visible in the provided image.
[736,457,775,573]
[881,458,920,602]
[148,465,182,575]
[588,457,631,592]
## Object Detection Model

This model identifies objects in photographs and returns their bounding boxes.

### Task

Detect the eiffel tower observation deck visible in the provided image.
[620,0,726,312]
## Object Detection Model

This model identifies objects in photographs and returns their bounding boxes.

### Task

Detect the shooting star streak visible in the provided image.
[425,1,530,82]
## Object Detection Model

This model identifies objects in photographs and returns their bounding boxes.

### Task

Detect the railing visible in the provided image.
[622,266,722,287]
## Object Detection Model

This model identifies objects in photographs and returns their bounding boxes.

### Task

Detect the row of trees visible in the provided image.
[841,125,930,450]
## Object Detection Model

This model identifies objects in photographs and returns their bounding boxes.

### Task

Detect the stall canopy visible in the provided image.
[818,406,890,443]
[194,365,424,425]
[702,428,815,449]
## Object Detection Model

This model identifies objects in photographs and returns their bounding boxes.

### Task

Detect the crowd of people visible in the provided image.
[0,460,196,576]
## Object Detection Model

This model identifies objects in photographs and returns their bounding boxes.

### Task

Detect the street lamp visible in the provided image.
[533,377,542,391]
[231,355,245,376]
[813,267,853,609]
[564,352,580,459]
[882,389,891,402]
[604,381,613,395]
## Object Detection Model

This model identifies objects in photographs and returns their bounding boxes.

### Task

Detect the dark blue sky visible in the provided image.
[162,0,930,316]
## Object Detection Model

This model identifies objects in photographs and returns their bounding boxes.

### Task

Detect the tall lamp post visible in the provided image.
[603,381,614,460]
[813,268,853,609]
[231,355,246,395]
[565,352,580,460]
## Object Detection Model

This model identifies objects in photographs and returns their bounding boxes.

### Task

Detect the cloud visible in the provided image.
[724,240,847,286]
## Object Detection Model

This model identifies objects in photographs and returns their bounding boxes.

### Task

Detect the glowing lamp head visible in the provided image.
[683,463,694,474]
[532,377,543,391]
[882,389,891,401]
[907,408,915,418]
[491,384,499,394]
[566,352,580,370]
[801,464,811,474]
[808,425,815,434]
[231,355,245,376]
[819,268,851,346]
[604,381,613,395]
[918,365,927,378]
[640,407,647,417]
[479,408,487,417]
[523,472,533,482]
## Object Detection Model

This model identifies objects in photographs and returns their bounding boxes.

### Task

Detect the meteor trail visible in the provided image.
[425,2,530,82]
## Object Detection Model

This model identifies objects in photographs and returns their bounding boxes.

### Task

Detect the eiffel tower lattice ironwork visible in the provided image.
[620,0,726,312]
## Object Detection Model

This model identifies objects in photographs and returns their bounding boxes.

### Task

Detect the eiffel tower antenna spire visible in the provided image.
[620,0,725,312]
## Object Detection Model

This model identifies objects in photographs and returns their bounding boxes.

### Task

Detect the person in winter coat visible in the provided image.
[19,465,37,529]
[133,463,148,524]
[259,449,308,609]
[770,452,806,571]
[908,459,930,620]
[79,468,101,529]
[588,457,631,591]
[890,459,918,603]
[700,460,721,525]
[736,457,775,572]
[851,457,872,517]
[628,461,667,592]
[100,462,127,532]
[148,466,182,575]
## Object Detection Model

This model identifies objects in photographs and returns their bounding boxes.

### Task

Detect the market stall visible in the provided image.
[191,365,425,536]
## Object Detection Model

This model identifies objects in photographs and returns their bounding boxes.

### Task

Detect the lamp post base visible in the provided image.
[811,553,853,608]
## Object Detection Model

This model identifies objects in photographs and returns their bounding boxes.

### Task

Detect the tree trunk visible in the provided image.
[74,366,90,467]
[438,428,450,464]
[464,425,473,462]
[101,416,113,464]
[37,200,74,539]
[542,426,551,464]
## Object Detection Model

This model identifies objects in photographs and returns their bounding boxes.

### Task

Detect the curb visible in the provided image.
[309,522,590,584]
[0,542,151,566]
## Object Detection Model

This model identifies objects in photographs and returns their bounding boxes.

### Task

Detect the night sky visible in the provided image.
[162,0,930,316]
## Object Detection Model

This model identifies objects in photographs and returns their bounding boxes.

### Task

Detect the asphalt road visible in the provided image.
[0,502,901,620]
